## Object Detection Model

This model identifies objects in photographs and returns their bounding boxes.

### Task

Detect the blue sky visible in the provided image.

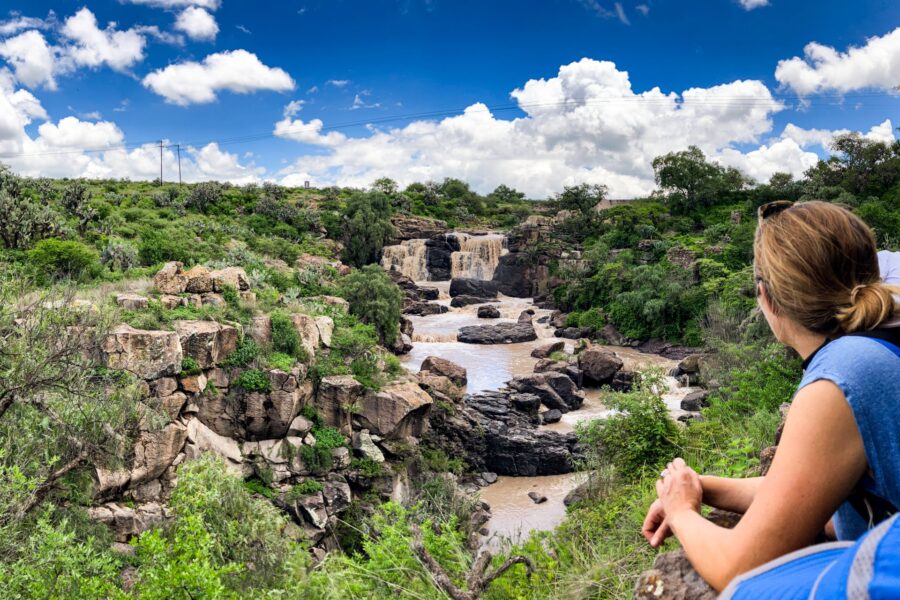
[0,0,896,196]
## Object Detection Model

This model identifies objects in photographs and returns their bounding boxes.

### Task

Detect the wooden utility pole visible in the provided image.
[176,144,182,185]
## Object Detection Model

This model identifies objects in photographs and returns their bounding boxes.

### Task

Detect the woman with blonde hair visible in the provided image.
[641,201,900,596]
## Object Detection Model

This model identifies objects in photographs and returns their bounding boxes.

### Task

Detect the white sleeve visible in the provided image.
[878,250,900,285]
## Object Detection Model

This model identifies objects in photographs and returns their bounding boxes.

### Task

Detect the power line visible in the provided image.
[0,91,895,160]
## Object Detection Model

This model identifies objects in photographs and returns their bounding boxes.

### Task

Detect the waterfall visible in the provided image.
[450,234,506,281]
[381,239,429,281]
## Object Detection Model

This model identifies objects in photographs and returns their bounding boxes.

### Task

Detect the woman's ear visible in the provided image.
[758,281,777,315]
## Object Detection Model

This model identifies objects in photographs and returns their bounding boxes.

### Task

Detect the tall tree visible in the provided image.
[341,191,397,268]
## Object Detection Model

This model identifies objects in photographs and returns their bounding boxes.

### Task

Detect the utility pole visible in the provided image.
[158,140,164,185]
[176,144,182,185]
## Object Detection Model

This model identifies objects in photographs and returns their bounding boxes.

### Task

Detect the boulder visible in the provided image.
[424,235,461,280]
[541,409,562,424]
[248,315,271,347]
[129,422,188,485]
[355,380,433,438]
[150,377,178,398]
[331,446,351,469]
[598,324,627,346]
[680,390,711,412]
[351,430,385,463]
[210,267,251,291]
[391,332,414,355]
[290,314,320,357]
[159,295,184,310]
[419,356,467,387]
[153,261,187,294]
[180,372,207,395]
[116,293,148,310]
[509,373,584,412]
[183,265,213,293]
[417,374,464,401]
[517,309,535,323]
[633,550,716,600]
[173,320,239,369]
[491,253,533,298]
[554,327,594,340]
[201,293,225,307]
[102,325,182,380]
[288,415,313,437]
[184,417,244,474]
[297,492,329,529]
[531,341,566,359]
[458,322,537,344]
[450,295,490,308]
[477,305,501,319]
[449,278,500,299]
[549,311,568,329]
[322,476,353,515]
[403,302,448,316]
[315,316,334,348]
[528,491,547,504]
[678,354,706,374]
[316,375,364,434]
[578,347,624,385]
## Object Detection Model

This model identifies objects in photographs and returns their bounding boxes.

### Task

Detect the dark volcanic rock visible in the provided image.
[424,235,462,280]
[491,253,532,297]
[680,390,711,412]
[578,347,624,386]
[541,409,562,424]
[531,341,565,359]
[528,491,548,504]
[509,373,584,412]
[424,388,581,477]
[403,302,449,316]
[610,370,634,393]
[451,295,491,308]
[391,215,448,241]
[458,322,537,344]
[449,278,500,299]
[477,305,501,319]
[517,309,535,323]
[554,327,594,340]
[635,339,700,360]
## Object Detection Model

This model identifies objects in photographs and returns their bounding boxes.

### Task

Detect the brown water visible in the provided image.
[399,279,699,547]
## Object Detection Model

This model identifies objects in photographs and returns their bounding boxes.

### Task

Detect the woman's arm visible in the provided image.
[661,379,868,592]
[700,475,763,514]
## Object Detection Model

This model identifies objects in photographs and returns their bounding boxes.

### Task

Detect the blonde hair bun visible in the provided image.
[838,283,899,334]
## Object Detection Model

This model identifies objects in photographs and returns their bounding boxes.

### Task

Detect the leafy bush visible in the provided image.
[270,310,307,361]
[221,338,260,368]
[340,265,403,345]
[242,477,275,499]
[341,190,396,267]
[180,356,202,376]
[0,168,59,250]
[577,369,681,479]
[27,239,102,284]
[185,182,223,213]
[311,425,346,451]
[265,351,295,371]
[350,457,385,477]
[300,444,332,475]
[137,227,196,266]
[233,369,271,392]
[287,479,324,499]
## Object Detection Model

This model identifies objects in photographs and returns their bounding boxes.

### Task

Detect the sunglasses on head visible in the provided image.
[757,200,794,224]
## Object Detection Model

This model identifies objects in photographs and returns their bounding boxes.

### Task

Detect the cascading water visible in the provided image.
[381,239,429,281]
[450,233,507,280]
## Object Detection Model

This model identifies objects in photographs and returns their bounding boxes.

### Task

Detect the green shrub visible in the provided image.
[27,239,101,284]
[180,356,202,376]
[221,339,260,368]
[242,477,275,499]
[340,265,403,345]
[233,369,271,392]
[137,227,195,266]
[266,351,295,371]
[577,308,606,330]
[221,283,240,307]
[350,457,385,477]
[300,444,333,475]
[311,426,346,451]
[270,310,307,361]
[577,369,681,479]
[287,479,324,499]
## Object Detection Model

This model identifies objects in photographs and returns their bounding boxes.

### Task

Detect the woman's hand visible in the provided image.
[656,458,703,520]
[641,498,672,548]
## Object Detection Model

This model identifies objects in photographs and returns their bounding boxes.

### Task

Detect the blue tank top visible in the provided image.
[797,334,900,540]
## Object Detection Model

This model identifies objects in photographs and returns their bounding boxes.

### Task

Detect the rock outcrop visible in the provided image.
[458,322,537,344]
[508,373,584,412]
[578,347,624,386]
[419,356,467,387]
[477,305,501,319]
[316,375,364,435]
[173,320,238,369]
[449,278,500,299]
[391,214,448,241]
[450,295,491,308]
[354,379,433,439]
[102,325,183,380]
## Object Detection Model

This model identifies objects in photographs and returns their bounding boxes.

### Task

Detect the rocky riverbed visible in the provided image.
[393,266,702,550]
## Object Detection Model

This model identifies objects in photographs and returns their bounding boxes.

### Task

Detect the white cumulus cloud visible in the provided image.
[775,27,900,94]
[738,0,769,10]
[275,58,788,196]
[36,116,124,148]
[174,6,218,41]
[122,0,221,10]
[142,49,295,105]
[0,30,58,89]
[61,7,146,72]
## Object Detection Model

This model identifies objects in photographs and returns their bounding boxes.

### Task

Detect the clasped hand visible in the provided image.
[641,457,703,548]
